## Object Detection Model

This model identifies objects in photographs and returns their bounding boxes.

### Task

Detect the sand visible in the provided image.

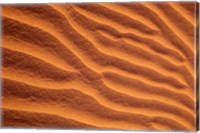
[1,2,198,131]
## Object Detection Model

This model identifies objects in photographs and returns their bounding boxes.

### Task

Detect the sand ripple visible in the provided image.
[1,2,198,131]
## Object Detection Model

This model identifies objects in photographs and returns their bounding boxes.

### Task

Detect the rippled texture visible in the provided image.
[1,2,199,131]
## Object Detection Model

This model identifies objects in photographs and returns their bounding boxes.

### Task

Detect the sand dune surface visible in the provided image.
[1,2,199,131]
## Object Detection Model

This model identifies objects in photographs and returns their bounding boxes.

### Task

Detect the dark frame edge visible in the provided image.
[0,5,2,128]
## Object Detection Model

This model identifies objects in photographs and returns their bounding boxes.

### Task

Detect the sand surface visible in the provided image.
[1,2,198,131]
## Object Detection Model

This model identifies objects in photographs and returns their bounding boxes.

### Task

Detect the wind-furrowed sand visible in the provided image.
[1,2,199,131]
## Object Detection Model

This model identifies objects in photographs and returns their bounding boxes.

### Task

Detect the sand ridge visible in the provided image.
[1,2,198,131]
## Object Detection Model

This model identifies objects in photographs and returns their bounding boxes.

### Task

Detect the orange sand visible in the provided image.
[1,2,199,131]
